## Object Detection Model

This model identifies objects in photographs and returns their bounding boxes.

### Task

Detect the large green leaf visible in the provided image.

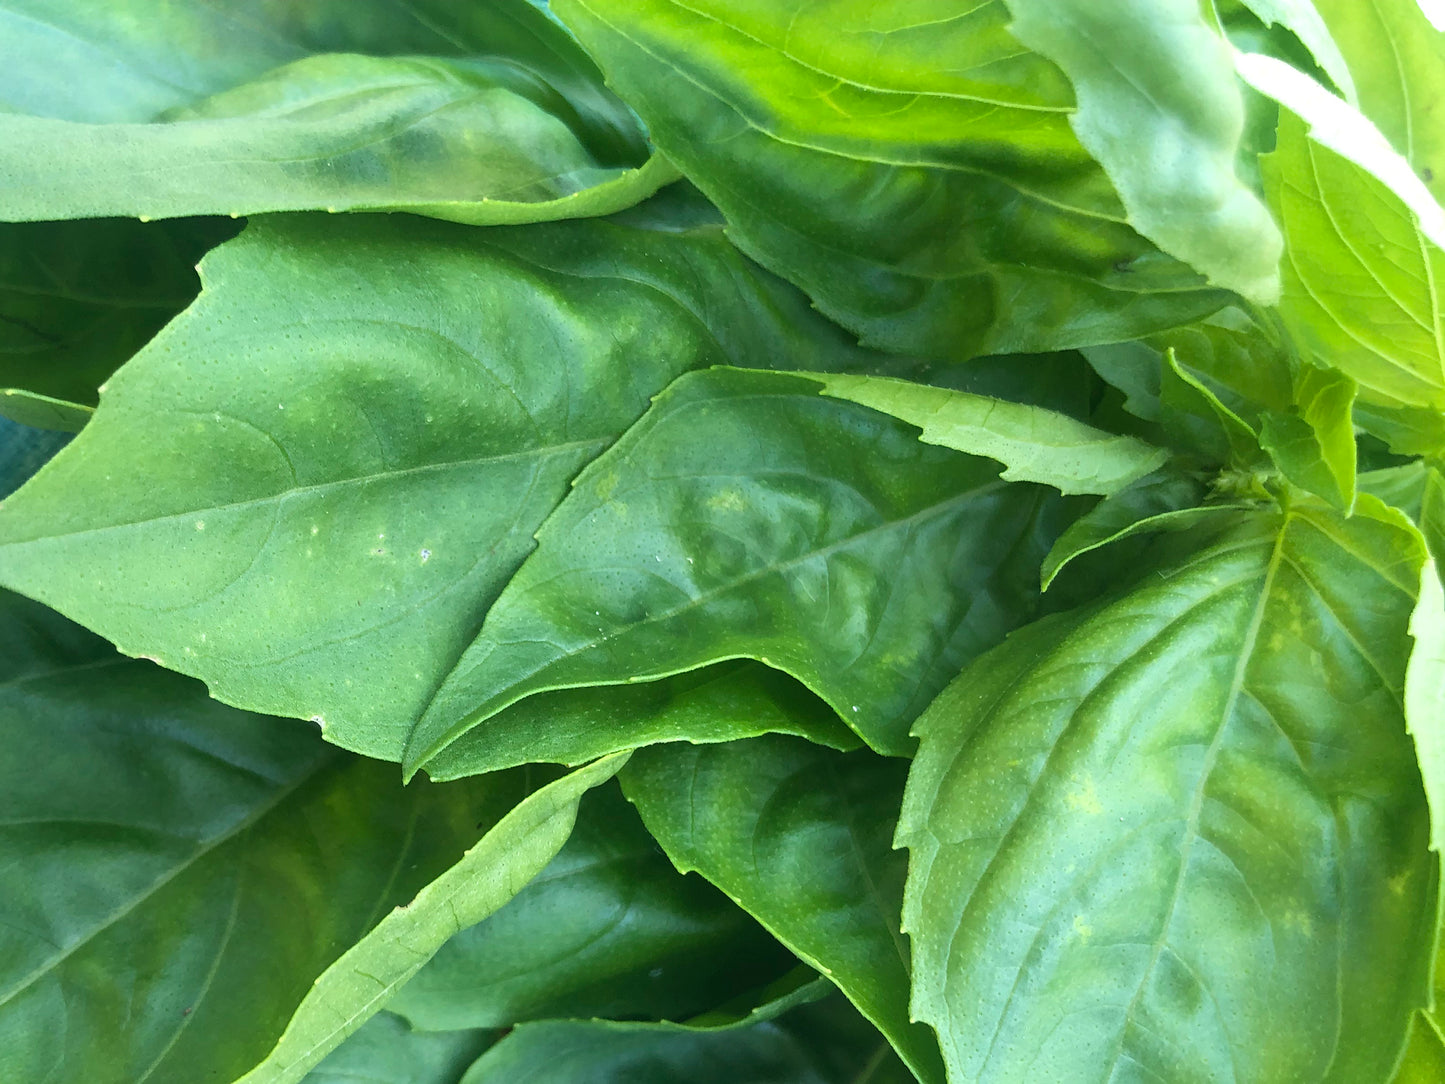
[0,218,233,430]
[551,0,1228,360]
[1248,54,1445,415]
[0,0,665,223]
[622,736,945,1084]
[0,591,516,1084]
[1003,0,1281,304]
[898,497,1436,1082]
[461,987,911,1084]
[388,781,795,1030]
[0,209,871,763]
[303,1012,495,1084]
[408,367,1072,768]
[235,753,627,1084]
[807,372,1167,497]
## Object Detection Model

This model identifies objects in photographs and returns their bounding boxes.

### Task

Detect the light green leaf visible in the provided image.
[1409,561,1445,850]
[807,372,1167,496]
[423,662,858,780]
[1247,53,1445,412]
[460,989,909,1084]
[303,1012,495,1084]
[0,591,515,1084]
[1396,1012,1445,1083]
[0,218,230,426]
[1235,0,1356,101]
[388,781,796,1030]
[0,209,872,764]
[1257,363,1359,509]
[235,753,627,1084]
[407,367,1073,768]
[1309,0,1445,201]
[622,736,945,1084]
[0,1,662,223]
[1004,0,1281,303]
[551,0,1228,361]
[899,498,1435,1082]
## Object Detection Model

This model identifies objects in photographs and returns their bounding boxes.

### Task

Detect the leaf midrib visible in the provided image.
[1100,512,1292,1081]
[0,437,608,547]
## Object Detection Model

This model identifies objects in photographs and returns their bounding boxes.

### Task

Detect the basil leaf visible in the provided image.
[899,497,1435,1081]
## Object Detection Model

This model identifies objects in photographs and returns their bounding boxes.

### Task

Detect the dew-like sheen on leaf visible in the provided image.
[0,0,664,223]
[0,210,872,763]
[0,591,515,1084]
[551,0,1228,360]
[408,367,1074,768]
[898,498,1436,1082]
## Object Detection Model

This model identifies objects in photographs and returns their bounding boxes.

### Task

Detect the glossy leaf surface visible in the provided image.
[236,754,627,1083]
[0,0,660,223]
[0,210,871,762]
[552,0,1228,360]
[623,736,945,1083]
[0,591,510,1084]
[389,781,795,1030]
[899,499,1435,1082]
[410,367,1071,767]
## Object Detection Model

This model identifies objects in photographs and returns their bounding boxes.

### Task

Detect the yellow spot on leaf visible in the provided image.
[1065,775,1104,816]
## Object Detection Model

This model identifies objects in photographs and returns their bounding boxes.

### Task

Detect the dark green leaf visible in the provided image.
[0,1,662,223]
[622,736,945,1084]
[236,754,628,1083]
[0,210,872,763]
[461,989,912,1084]
[388,781,796,1030]
[551,0,1228,360]
[408,368,1072,767]
[0,591,515,1084]
[0,417,69,499]
[303,1012,495,1084]
[899,497,1435,1082]
[1309,0,1445,201]
[0,218,232,428]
